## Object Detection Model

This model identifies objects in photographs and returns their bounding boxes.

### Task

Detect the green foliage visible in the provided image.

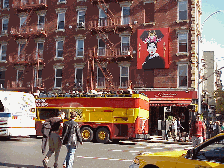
[167,116,173,121]
[214,90,224,114]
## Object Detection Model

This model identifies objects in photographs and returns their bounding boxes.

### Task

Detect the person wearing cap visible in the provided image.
[61,111,83,168]
[190,115,206,147]
[42,111,65,168]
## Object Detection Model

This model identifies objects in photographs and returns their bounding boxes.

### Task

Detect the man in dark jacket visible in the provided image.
[42,111,65,168]
[62,111,83,168]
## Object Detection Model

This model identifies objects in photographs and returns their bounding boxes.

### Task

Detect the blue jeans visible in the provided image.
[63,145,76,168]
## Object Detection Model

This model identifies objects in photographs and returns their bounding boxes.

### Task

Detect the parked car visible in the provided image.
[129,133,224,168]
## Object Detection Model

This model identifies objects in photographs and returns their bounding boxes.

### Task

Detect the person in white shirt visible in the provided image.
[172,117,177,141]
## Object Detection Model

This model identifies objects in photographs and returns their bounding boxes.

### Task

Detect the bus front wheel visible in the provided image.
[96,128,110,143]
[80,127,93,142]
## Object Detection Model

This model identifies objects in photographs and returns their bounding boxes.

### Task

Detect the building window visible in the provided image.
[178,64,188,87]
[59,0,66,2]
[120,66,129,88]
[121,36,130,54]
[3,0,9,9]
[178,32,188,53]
[56,41,63,58]
[99,8,107,27]
[55,68,62,88]
[38,15,45,29]
[17,70,24,83]
[144,2,154,23]
[178,0,187,20]
[0,44,7,61]
[97,67,106,88]
[18,43,25,60]
[75,68,83,88]
[98,39,105,56]
[77,11,85,28]
[121,6,130,25]
[57,13,65,30]
[20,16,27,27]
[37,42,44,59]
[76,39,84,57]
[35,69,42,87]
[0,71,5,88]
[2,18,8,34]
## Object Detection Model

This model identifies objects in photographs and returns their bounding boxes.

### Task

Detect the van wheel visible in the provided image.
[80,127,93,142]
[96,128,110,143]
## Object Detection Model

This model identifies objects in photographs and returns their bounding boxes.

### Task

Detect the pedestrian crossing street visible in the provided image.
[76,142,193,162]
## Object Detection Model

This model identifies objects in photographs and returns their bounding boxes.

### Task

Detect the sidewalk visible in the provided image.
[148,135,192,145]
[131,136,192,145]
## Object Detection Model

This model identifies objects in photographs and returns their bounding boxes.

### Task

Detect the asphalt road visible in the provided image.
[0,138,193,168]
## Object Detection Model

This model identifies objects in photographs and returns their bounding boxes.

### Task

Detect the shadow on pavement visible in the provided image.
[0,137,21,141]
[0,162,44,168]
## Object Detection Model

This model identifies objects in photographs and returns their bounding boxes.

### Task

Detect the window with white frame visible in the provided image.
[38,15,45,29]
[57,13,65,30]
[17,70,24,82]
[77,11,85,28]
[2,18,8,34]
[97,67,106,88]
[178,0,187,20]
[0,44,7,61]
[75,68,83,88]
[178,64,188,87]
[55,68,62,88]
[121,36,130,54]
[98,39,105,56]
[18,43,25,60]
[120,66,129,88]
[56,41,64,58]
[178,32,188,53]
[76,39,84,57]
[20,16,27,27]
[0,71,5,88]
[3,0,9,9]
[37,42,44,59]
[35,69,42,87]
[121,6,130,25]
[59,0,66,2]
[99,8,107,27]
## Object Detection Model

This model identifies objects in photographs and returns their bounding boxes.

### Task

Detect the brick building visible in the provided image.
[0,0,201,134]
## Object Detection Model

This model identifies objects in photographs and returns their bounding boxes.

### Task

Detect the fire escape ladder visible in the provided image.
[97,0,114,22]
[95,58,114,90]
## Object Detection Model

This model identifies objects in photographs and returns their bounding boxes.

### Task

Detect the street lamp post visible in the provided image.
[197,10,224,114]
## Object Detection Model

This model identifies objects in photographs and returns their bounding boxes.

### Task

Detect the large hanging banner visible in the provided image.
[137,28,169,69]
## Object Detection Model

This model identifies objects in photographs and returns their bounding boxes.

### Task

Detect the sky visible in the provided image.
[201,0,224,89]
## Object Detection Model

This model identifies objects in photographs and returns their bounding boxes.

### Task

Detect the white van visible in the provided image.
[0,91,36,137]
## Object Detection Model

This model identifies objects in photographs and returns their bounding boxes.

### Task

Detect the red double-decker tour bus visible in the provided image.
[35,93,149,143]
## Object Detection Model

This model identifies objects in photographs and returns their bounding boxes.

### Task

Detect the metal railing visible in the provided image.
[12,0,47,8]
[11,25,46,36]
[89,16,132,29]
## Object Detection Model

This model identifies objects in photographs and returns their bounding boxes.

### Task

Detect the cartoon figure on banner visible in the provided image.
[140,30,165,69]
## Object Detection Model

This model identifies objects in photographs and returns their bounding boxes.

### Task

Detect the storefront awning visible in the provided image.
[149,100,192,106]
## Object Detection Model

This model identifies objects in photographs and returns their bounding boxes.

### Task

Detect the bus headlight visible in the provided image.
[30,108,35,112]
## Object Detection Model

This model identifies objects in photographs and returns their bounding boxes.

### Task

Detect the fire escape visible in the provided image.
[87,0,134,92]
[8,0,47,92]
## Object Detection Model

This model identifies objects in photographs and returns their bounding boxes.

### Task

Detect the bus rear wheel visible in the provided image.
[96,128,109,143]
[80,127,93,142]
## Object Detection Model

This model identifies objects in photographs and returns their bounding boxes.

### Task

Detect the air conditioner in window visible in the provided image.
[2,30,7,34]
[77,22,85,28]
